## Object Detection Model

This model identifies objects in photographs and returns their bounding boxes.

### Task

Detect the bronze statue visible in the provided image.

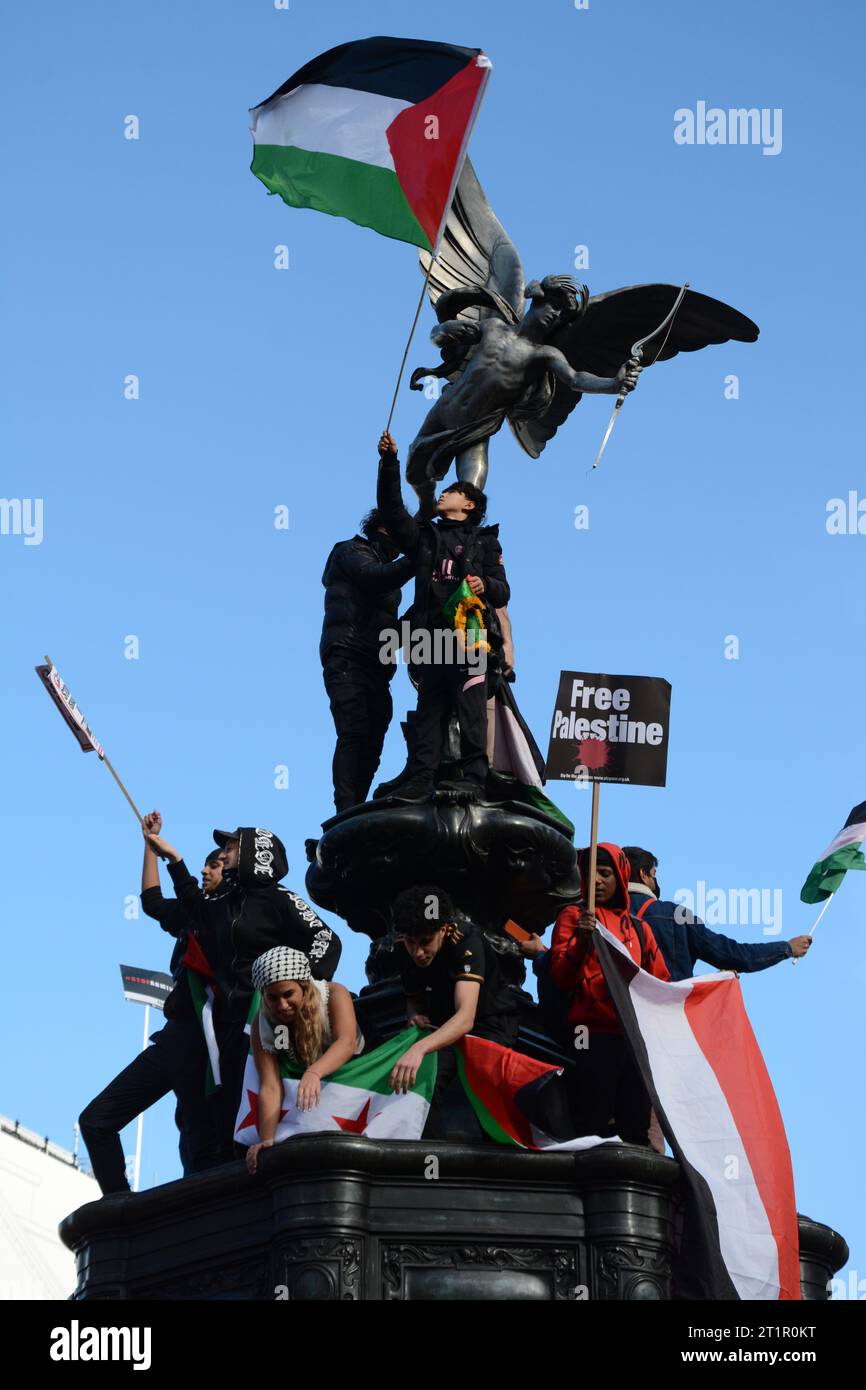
[405,160,759,508]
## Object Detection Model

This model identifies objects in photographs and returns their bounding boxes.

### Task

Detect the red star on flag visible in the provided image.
[332,1097,373,1134]
[237,1089,287,1133]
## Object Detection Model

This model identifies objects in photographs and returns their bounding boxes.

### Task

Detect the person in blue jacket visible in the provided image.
[622,846,811,981]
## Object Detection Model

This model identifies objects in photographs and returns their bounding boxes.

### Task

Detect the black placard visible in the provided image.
[545,671,672,787]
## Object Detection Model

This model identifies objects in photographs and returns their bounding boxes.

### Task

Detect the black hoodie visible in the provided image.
[170,827,341,1022]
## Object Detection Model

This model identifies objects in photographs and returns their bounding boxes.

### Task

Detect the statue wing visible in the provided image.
[509,283,760,458]
[419,158,525,326]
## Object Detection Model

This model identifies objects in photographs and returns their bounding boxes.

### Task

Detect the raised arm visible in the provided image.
[336,543,415,594]
[141,811,162,894]
[376,433,421,557]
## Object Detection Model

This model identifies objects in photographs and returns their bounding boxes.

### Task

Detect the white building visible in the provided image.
[0,1113,98,1300]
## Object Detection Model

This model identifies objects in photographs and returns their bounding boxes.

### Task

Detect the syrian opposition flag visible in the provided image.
[800,801,866,904]
[235,1026,437,1145]
[595,925,800,1301]
[249,36,491,251]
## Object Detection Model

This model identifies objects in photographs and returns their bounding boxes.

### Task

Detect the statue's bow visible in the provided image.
[592,282,690,470]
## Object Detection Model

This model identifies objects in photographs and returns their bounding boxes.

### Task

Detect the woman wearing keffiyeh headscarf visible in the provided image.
[245,947,363,1174]
[549,842,669,1146]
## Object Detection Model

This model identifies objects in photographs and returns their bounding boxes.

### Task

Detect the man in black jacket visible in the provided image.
[141,821,342,1160]
[78,826,228,1194]
[320,509,414,812]
[375,430,510,799]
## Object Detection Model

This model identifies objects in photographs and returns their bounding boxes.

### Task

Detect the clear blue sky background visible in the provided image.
[3,0,863,1291]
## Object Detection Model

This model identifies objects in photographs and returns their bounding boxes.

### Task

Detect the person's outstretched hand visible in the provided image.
[378,430,398,458]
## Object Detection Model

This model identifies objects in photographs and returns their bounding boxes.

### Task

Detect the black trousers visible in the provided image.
[323,654,393,811]
[412,658,488,783]
[212,1022,250,1160]
[568,1032,652,1146]
[79,1020,221,1195]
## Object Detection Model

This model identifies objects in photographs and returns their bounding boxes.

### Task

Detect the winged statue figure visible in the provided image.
[404,159,759,508]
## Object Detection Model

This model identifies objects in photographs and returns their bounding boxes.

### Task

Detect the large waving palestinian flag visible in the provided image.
[249,36,491,251]
[595,925,800,1301]
[800,800,866,903]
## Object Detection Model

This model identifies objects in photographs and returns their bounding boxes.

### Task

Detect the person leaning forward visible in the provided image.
[390,885,519,1138]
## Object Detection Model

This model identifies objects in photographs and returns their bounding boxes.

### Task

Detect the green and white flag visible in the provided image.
[235,1026,436,1144]
[800,800,866,904]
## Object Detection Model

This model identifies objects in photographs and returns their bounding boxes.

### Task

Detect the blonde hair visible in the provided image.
[289,978,325,1067]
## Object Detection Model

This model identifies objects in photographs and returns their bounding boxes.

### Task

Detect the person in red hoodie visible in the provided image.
[550,842,669,1146]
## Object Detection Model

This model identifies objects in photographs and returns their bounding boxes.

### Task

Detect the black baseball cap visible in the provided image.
[213,828,241,847]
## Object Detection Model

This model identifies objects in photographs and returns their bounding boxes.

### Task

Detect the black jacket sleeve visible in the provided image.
[376,451,421,557]
[164,859,209,928]
[481,534,510,609]
[276,889,343,980]
[338,543,415,593]
[140,885,187,937]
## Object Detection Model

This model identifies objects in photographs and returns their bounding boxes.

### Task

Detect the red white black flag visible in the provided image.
[596,924,801,1300]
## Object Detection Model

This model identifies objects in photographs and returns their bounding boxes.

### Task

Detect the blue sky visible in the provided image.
[3,0,864,1289]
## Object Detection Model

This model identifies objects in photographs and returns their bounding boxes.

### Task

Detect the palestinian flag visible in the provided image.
[800,800,866,904]
[595,925,800,1301]
[249,36,491,251]
[457,1036,616,1151]
[183,936,260,1094]
[235,1026,436,1144]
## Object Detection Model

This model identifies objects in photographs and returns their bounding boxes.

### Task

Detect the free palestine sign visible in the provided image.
[545,671,672,787]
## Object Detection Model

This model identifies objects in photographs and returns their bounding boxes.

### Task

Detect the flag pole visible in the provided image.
[807,894,834,937]
[587,782,601,915]
[132,1003,149,1192]
[102,753,144,826]
[793,893,835,964]
[384,257,435,433]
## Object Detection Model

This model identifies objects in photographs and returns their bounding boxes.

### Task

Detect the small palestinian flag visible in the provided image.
[249,36,491,251]
[800,801,866,904]
[235,1026,437,1145]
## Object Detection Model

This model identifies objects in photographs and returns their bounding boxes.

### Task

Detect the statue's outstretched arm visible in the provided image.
[542,346,622,395]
